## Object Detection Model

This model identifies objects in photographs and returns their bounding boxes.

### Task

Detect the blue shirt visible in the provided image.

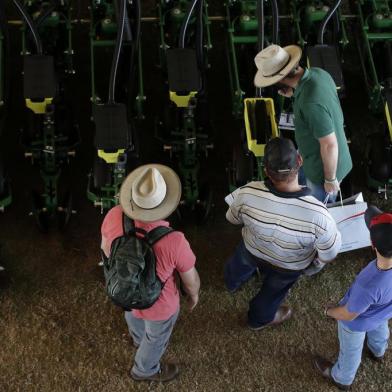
[340,260,392,331]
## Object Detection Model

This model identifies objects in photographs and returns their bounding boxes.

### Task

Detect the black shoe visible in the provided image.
[248,306,293,331]
[313,355,350,391]
[131,362,179,383]
[365,346,384,363]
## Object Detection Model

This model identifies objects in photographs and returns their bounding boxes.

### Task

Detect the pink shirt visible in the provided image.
[101,205,196,321]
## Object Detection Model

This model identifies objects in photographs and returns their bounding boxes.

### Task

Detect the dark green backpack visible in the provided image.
[103,214,174,310]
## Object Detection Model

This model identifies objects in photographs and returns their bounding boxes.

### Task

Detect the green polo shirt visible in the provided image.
[293,68,352,184]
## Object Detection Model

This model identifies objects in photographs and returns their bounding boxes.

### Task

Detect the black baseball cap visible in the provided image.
[264,137,299,173]
[365,205,392,257]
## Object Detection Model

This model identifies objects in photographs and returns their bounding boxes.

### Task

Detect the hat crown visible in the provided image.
[255,45,290,77]
[132,168,167,209]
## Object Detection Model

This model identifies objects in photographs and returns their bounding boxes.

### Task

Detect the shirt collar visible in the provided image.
[136,220,170,231]
[264,179,311,198]
[293,68,310,99]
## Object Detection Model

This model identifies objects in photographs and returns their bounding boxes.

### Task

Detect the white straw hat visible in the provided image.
[254,44,302,88]
[119,164,181,222]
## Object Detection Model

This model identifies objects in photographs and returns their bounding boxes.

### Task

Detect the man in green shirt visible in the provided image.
[253,44,352,202]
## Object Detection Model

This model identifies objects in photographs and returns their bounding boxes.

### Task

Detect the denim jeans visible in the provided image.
[331,320,390,386]
[306,178,337,204]
[125,309,179,377]
[225,240,302,328]
[298,168,337,203]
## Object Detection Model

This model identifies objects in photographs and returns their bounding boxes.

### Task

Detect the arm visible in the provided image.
[101,237,110,258]
[326,304,358,321]
[319,132,339,193]
[179,267,201,311]
[315,217,342,263]
[226,208,242,225]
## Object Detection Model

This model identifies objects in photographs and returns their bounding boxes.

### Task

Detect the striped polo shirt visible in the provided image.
[226,181,341,271]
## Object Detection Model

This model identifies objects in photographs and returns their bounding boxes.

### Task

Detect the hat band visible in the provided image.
[262,56,291,78]
[370,213,392,227]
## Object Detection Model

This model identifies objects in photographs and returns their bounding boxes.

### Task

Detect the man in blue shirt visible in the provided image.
[314,205,392,390]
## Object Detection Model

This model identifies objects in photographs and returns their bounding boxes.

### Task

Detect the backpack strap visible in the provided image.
[145,226,175,246]
[122,214,147,236]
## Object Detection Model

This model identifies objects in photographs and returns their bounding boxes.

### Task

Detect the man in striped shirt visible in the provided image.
[225,137,341,330]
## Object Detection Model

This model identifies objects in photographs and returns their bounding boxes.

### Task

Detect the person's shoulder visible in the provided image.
[102,205,123,226]
[160,228,188,245]
[355,260,380,287]
[240,181,268,192]
[299,194,329,212]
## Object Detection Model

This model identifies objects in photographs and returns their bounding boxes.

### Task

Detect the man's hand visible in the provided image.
[179,267,200,311]
[187,293,199,311]
[325,304,358,321]
[278,87,294,98]
[324,178,340,194]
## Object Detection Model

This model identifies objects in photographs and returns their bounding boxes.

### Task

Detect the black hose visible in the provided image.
[0,0,9,117]
[256,0,264,52]
[12,0,43,55]
[133,0,141,55]
[127,0,141,101]
[271,0,279,45]
[35,4,57,29]
[179,0,199,49]
[108,0,126,104]
[115,0,132,42]
[318,0,342,45]
[195,0,204,70]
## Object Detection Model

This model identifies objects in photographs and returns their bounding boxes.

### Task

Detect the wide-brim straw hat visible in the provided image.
[119,164,181,222]
[254,45,302,88]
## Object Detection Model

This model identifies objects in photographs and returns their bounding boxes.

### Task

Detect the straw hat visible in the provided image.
[254,44,302,88]
[119,164,181,222]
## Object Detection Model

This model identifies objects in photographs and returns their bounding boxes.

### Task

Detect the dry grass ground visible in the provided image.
[0,204,391,392]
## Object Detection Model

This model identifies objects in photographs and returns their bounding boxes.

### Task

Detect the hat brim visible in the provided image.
[365,205,384,230]
[119,164,182,222]
[254,45,302,88]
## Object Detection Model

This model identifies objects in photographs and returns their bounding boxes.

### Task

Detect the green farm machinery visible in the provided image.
[225,0,281,190]
[87,0,144,212]
[156,0,214,222]
[291,0,348,92]
[0,1,11,212]
[13,0,78,230]
[356,0,392,197]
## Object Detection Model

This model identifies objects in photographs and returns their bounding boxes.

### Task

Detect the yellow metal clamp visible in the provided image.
[169,91,197,108]
[244,97,279,157]
[98,149,125,164]
[25,98,53,114]
[385,101,392,142]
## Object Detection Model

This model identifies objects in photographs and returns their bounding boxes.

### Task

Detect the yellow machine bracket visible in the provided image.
[169,91,197,108]
[25,98,53,114]
[385,100,392,142]
[244,97,279,157]
[98,149,125,164]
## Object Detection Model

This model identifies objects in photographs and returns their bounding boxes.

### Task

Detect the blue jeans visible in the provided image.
[225,241,302,328]
[125,309,179,377]
[298,168,337,203]
[306,178,337,204]
[331,320,390,386]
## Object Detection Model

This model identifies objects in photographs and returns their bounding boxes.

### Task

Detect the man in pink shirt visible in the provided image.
[101,164,200,383]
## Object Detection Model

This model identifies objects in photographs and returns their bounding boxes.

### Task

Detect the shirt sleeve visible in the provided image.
[315,215,341,261]
[101,205,123,254]
[303,103,334,139]
[175,234,196,273]
[346,283,376,315]
[225,188,243,225]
